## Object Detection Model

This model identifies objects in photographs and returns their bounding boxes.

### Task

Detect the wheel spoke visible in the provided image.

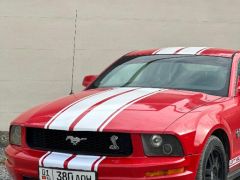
[213,174,218,179]
[204,149,225,180]
[205,169,212,176]
[215,156,220,170]
[209,152,215,167]
[205,177,212,180]
[200,138,227,180]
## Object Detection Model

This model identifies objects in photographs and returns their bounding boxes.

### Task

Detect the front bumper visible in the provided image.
[5,145,199,180]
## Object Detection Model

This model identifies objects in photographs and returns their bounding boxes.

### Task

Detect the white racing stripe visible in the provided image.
[93,156,106,171]
[155,47,184,54]
[67,155,104,171]
[44,90,109,129]
[41,152,72,168]
[39,151,51,166]
[46,88,136,130]
[74,88,163,131]
[39,152,105,171]
[98,90,164,131]
[176,47,207,55]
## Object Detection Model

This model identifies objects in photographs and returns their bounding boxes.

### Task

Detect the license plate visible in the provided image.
[39,167,96,180]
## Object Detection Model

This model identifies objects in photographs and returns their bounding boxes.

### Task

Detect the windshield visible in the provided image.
[91,55,231,96]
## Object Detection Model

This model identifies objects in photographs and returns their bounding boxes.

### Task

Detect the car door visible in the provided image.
[224,58,240,172]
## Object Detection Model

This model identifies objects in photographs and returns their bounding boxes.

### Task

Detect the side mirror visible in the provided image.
[82,75,97,87]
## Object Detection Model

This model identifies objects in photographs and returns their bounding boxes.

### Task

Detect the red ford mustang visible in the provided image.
[6,47,240,180]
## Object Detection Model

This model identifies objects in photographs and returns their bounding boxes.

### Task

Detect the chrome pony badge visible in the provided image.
[109,135,119,150]
[66,136,87,146]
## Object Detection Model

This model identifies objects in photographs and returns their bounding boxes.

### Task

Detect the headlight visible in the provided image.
[9,125,22,146]
[150,135,163,148]
[142,134,184,156]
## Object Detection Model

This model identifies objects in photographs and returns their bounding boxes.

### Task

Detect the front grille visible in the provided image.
[26,128,132,156]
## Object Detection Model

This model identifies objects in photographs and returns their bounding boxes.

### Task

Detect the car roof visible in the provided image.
[126,47,239,58]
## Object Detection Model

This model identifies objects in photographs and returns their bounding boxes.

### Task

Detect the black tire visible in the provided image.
[196,135,228,180]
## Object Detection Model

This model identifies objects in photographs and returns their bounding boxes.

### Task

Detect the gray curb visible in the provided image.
[0,131,9,148]
[0,131,8,163]
[0,131,11,180]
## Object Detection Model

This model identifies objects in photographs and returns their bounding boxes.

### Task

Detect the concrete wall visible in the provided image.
[1,0,240,130]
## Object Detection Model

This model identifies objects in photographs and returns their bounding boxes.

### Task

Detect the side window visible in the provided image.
[236,61,240,93]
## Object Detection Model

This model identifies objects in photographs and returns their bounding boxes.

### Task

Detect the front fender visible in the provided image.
[165,104,232,156]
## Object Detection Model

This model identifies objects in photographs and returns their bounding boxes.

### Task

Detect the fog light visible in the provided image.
[163,144,173,155]
[145,168,184,177]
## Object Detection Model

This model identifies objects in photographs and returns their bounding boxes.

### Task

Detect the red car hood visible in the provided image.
[14,88,220,133]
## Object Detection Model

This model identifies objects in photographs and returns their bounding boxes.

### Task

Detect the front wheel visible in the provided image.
[196,135,228,180]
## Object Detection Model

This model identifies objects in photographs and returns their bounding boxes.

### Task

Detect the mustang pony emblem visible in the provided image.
[66,136,87,146]
[109,135,119,150]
